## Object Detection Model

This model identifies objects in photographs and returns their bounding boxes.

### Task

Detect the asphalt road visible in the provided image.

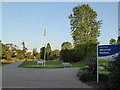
[2,61,94,88]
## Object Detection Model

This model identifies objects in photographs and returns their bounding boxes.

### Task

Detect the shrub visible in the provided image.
[108,53,120,89]
[60,49,75,62]
[6,57,11,60]
[99,74,109,82]
[77,70,93,82]
[85,57,97,75]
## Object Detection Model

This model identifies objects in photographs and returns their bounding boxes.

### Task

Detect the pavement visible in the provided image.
[2,61,94,88]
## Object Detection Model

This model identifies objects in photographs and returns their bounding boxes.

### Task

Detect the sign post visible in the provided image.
[97,45,99,82]
[97,45,120,82]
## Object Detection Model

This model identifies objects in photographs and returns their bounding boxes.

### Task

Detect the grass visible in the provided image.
[18,60,85,68]
[18,61,64,68]
[72,62,85,68]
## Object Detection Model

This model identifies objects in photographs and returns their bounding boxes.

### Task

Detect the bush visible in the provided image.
[99,74,109,82]
[77,70,93,82]
[85,57,97,75]
[108,53,120,89]
[60,49,75,62]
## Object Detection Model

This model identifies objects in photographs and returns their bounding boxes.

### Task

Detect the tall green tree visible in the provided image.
[69,4,102,45]
[46,43,52,60]
[68,4,102,60]
[40,47,45,59]
[61,42,73,50]
[109,38,116,45]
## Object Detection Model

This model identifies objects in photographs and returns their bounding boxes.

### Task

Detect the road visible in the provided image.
[2,61,94,88]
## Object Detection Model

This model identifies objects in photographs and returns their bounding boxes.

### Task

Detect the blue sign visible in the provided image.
[37,61,43,64]
[98,45,120,57]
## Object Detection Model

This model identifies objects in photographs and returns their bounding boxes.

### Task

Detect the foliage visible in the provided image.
[109,38,116,45]
[61,42,73,50]
[1,59,15,63]
[21,41,27,57]
[108,53,120,88]
[69,4,102,45]
[33,48,38,56]
[51,49,60,60]
[117,36,120,45]
[85,57,97,75]
[99,74,109,82]
[68,4,102,61]
[60,49,75,62]
[40,47,45,59]
[76,57,97,82]
[77,70,93,82]
[74,43,98,61]
[46,43,52,60]
[36,53,40,59]
[1,41,39,61]
[16,49,25,59]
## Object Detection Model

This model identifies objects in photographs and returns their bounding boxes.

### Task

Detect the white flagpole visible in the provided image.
[43,29,46,67]
[97,45,99,82]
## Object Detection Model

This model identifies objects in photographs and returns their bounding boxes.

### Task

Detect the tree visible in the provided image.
[68,4,102,60]
[61,42,73,50]
[21,41,27,51]
[2,44,12,59]
[50,50,60,60]
[46,43,52,60]
[69,4,102,45]
[21,41,27,58]
[33,48,38,56]
[60,49,75,62]
[117,36,120,45]
[16,49,24,59]
[109,38,116,45]
[40,47,45,59]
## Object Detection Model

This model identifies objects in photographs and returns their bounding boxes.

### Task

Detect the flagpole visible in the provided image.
[43,28,46,67]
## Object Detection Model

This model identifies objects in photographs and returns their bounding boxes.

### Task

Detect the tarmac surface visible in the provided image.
[2,61,94,88]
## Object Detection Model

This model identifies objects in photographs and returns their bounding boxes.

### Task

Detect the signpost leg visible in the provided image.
[37,61,38,67]
[42,62,43,67]
[97,45,99,82]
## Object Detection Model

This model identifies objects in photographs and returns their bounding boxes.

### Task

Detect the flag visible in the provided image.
[44,28,46,37]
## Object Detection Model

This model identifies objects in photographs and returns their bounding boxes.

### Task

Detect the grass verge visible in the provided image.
[18,60,85,68]
[18,61,64,68]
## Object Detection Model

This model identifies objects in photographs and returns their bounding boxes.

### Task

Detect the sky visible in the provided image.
[118,2,120,36]
[2,2,118,51]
